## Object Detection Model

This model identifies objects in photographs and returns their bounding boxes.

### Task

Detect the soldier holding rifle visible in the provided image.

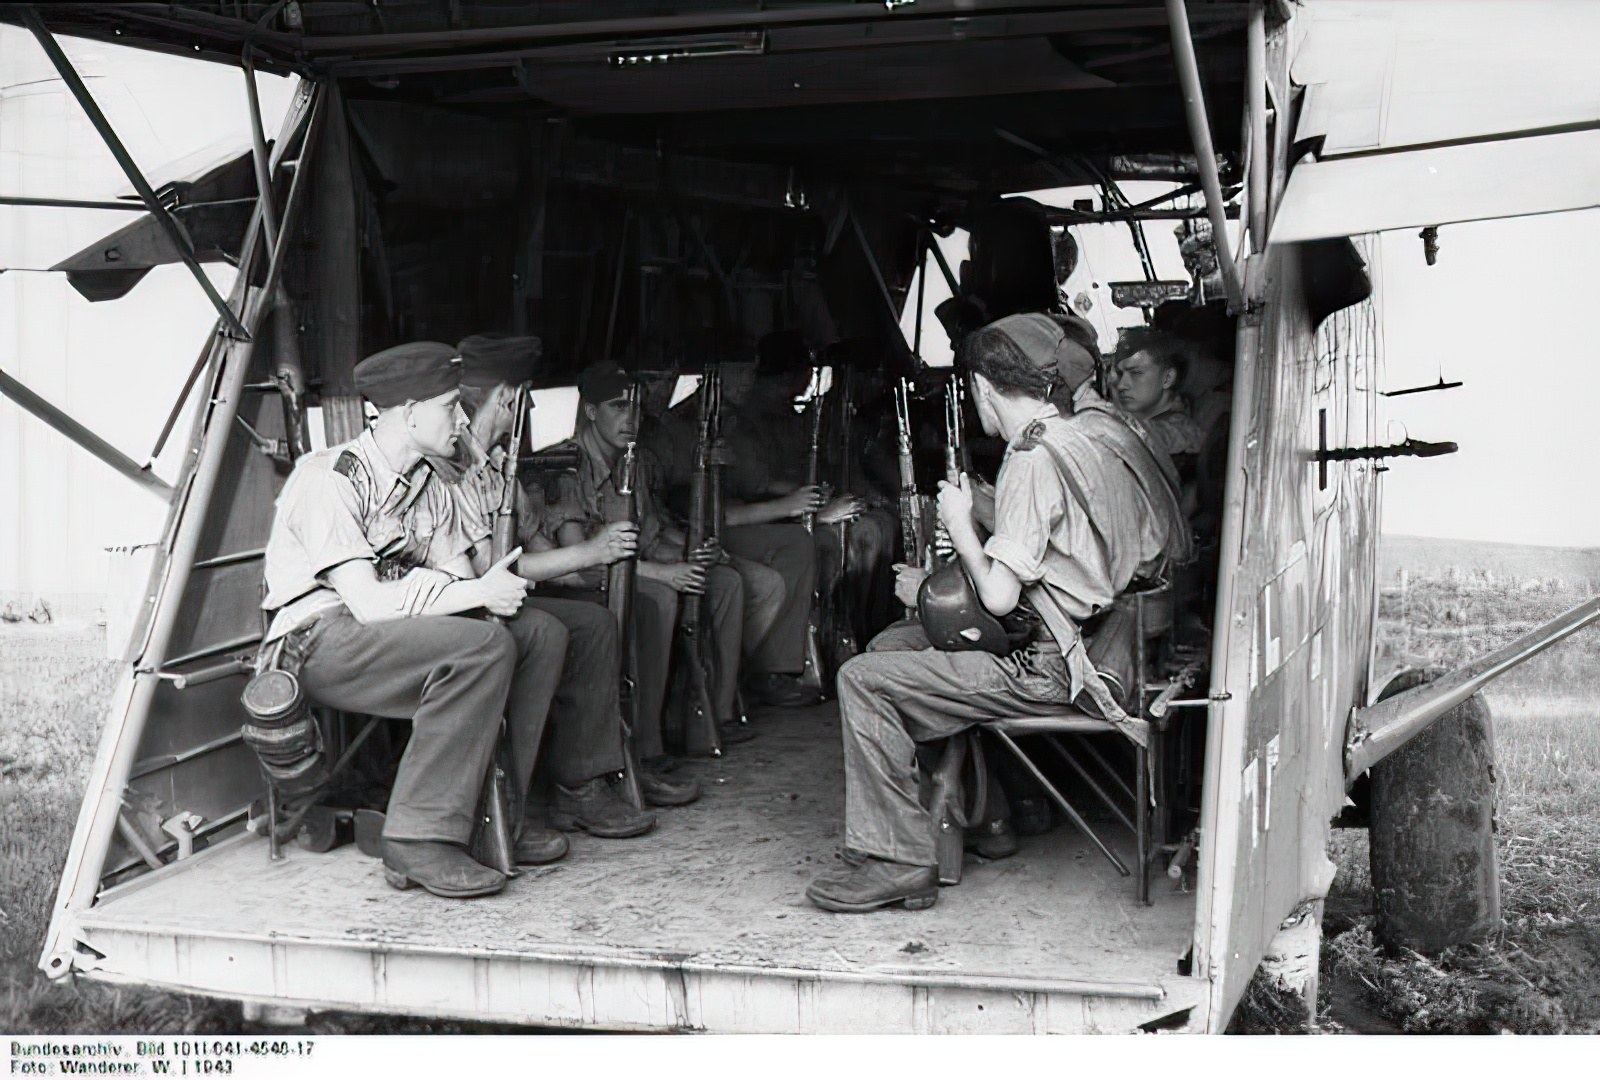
[544,366,772,767]
[258,343,544,899]
[444,335,686,850]
[806,314,1185,913]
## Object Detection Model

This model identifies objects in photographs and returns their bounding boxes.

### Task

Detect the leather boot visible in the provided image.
[513,827,569,866]
[381,840,505,898]
[549,776,657,838]
[718,719,759,746]
[805,857,939,913]
[638,764,701,807]
[965,818,1019,859]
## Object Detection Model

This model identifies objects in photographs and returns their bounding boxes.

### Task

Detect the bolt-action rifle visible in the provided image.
[600,383,647,810]
[796,370,830,697]
[469,380,531,877]
[893,377,928,617]
[666,372,723,757]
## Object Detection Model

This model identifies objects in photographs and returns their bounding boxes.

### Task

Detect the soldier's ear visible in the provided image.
[1161,366,1178,392]
[583,402,598,423]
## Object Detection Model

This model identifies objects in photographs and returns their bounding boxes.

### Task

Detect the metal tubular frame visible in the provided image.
[0,194,145,211]
[20,7,251,340]
[1164,0,1247,312]
[1246,1,1268,254]
[1347,597,1600,779]
[0,367,174,499]
[40,81,325,981]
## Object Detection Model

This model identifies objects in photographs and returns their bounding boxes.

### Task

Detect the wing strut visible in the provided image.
[18,6,252,341]
[1165,0,1246,313]
[0,368,174,499]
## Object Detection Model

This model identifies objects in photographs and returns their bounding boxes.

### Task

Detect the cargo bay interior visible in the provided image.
[38,2,1260,1028]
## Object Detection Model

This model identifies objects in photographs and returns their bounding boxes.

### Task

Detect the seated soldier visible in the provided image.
[543,365,780,764]
[1114,329,1206,466]
[447,335,698,832]
[258,343,548,899]
[715,335,875,703]
[806,314,1186,913]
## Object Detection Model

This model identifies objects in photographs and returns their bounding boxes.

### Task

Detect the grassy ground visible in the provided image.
[1318,546,1600,1033]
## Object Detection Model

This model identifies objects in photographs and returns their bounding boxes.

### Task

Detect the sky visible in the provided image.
[1374,210,1600,547]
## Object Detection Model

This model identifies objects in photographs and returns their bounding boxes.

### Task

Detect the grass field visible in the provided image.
[2,535,1597,1034]
[1318,536,1600,1033]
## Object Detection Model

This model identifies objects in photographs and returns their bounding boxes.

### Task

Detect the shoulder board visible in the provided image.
[1014,420,1049,453]
[333,449,367,482]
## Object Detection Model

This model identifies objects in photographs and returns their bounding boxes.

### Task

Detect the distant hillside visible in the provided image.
[1382,535,1600,587]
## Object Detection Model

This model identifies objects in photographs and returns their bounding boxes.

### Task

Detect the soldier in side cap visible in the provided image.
[542,364,780,766]
[259,342,531,899]
[701,333,873,706]
[807,314,1190,913]
[447,335,698,822]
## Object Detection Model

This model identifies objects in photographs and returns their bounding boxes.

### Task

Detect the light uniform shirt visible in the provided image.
[446,428,556,557]
[1141,397,1206,458]
[982,399,1173,623]
[260,429,476,641]
[543,430,673,563]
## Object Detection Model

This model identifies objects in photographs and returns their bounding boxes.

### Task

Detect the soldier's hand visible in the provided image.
[477,547,528,617]
[893,563,928,609]
[662,561,708,595]
[776,484,826,519]
[817,494,864,526]
[590,521,639,565]
[936,474,975,536]
[687,538,721,568]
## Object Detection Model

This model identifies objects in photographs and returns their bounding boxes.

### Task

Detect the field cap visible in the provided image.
[988,312,1097,395]
[354,342,460,407]
[578,363,636,405]
[457,333,543,388]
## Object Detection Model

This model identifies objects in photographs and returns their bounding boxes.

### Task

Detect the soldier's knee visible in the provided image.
[476,623,518,670]
[565,602,616,652]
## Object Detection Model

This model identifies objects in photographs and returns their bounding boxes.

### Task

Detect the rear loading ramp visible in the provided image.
[70,704,1203,1034]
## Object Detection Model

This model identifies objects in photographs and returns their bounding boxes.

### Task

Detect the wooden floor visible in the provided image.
[83,702,1199,1028]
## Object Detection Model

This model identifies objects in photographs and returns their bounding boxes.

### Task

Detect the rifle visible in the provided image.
[471,381,530,877]
[796,369,829,697]
[601,386,647,810]
[492,384,529,567]
[666,372,723,757]
[915,373,1009,655]
[893,377,928,616]
[704,365,752,728]
[827,367,861,668]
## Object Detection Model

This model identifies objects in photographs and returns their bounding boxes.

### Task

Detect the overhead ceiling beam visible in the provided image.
[0,367,174,500]
[19,6,252,340]
[295,2,1249,57]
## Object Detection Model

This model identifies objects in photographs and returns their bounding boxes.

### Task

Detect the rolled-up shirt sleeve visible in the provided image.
[982,448,1064,586]
[543,473,594,543]
[288,468,378,582]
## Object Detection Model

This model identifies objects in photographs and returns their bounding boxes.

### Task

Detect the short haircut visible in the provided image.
[957,322,1065,409]
[457,382,492,418]
[1116,329,1190,390]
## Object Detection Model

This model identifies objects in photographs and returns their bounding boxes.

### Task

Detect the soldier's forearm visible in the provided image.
[952,527,1021,617]
[516,542,606,584]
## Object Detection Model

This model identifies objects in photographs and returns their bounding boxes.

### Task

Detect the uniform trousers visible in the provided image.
[511,597,626,793]
[540,563,761,760]
[722,523,815,675]
[298,610,515,846]
[835,642,1075,867]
